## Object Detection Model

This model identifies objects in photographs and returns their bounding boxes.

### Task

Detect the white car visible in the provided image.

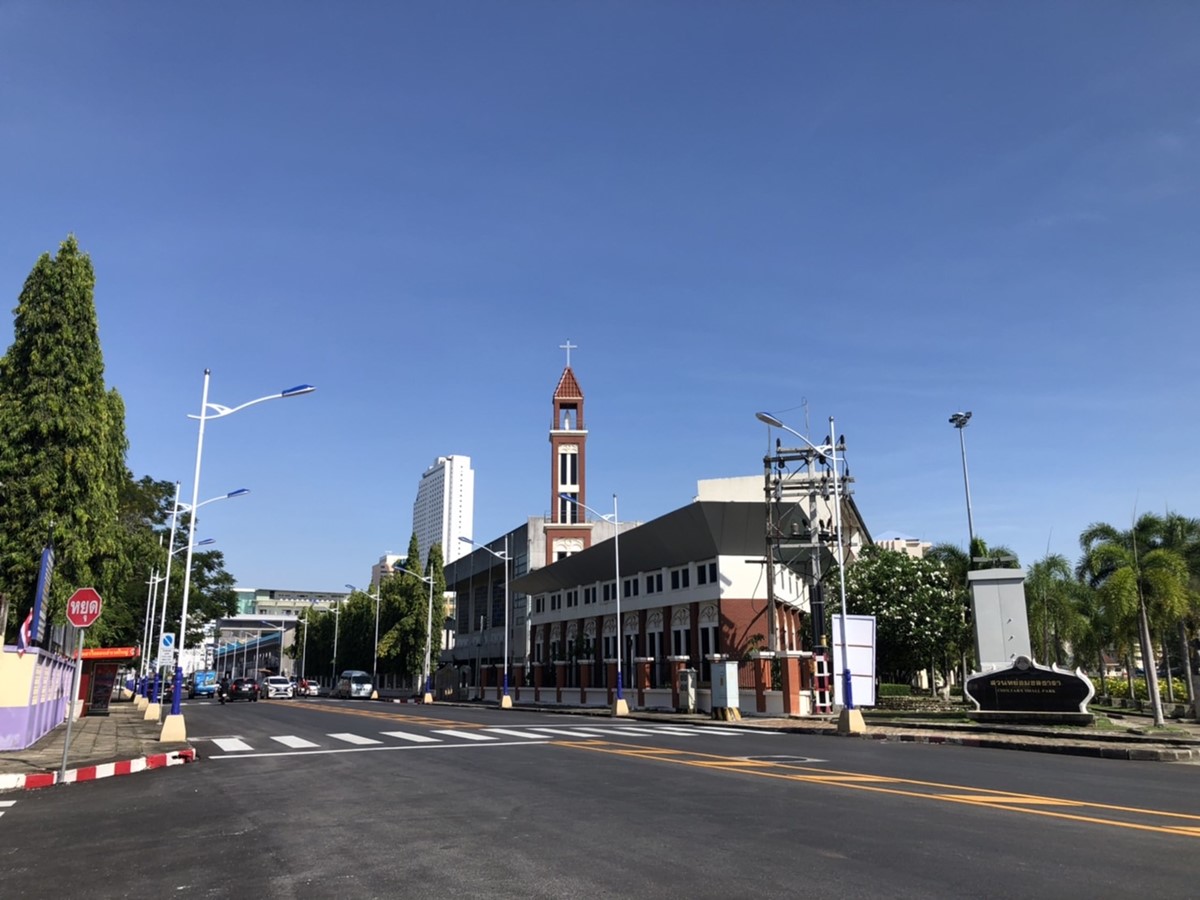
[261,676,294,699]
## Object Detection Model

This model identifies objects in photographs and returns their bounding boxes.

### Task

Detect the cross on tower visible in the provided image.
[559,340,578,367]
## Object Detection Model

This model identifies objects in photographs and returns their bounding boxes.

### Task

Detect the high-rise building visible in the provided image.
[412,455,475,566]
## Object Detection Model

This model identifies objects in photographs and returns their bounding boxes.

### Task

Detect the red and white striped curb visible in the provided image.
[0,748,196,792]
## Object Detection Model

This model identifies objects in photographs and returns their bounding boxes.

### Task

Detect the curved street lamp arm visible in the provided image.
[189,384,316,421]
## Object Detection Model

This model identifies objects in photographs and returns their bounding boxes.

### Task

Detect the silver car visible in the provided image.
[334,670,374,699]
[261,675,294,699]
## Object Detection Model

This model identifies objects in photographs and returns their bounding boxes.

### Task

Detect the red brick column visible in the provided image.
[634,657,653,707]
[753,652,774,714]
[532,663,543,702]
[512,663,525,701]
[554,661,567,703]
[781,652,802,715]
[578,661,592,704]
[494,665,504,701]
[605,661,618,705]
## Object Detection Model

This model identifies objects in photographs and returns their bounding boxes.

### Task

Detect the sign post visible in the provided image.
[60,587,104,783]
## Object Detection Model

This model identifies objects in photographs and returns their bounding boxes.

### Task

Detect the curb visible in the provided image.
[0,748,196,793]
[858,731,1197,761]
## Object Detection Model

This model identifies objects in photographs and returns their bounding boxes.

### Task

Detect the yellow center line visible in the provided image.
[558,739,1200,839]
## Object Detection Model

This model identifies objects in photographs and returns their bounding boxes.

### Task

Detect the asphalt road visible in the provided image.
[2,697,1197,899]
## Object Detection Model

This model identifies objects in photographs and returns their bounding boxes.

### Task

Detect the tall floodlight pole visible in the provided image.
[459,536,512,709]
[949,412,976,554]
[755,411,864,734]
[160,370,314,743]
[559,493,628,716]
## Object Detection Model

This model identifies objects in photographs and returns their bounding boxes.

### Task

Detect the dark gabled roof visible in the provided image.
[511,501,767,596]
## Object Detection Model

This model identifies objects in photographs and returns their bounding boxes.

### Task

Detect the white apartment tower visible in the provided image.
[412,455,475,566]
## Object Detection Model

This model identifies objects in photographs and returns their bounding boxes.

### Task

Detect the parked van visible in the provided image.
[334,670,374,699]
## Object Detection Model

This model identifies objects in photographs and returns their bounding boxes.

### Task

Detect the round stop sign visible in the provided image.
[66,587,103,628]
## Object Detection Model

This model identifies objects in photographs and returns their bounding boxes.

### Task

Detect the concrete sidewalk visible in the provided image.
[2,698,1196,793]
[0,700,194,791]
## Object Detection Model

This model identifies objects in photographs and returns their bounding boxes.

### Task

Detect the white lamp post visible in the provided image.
[161,370,313,743]
[345,584,382,694]
[151,481,246,715]
[559,493,628,716]
[332,593,342,688]
[392,565,437,704]
[145,537,214,720]
[459,536,511,709]
[755,411,863,734]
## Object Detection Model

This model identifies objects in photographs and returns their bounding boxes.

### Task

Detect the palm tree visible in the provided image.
[1078,514,1190,726]
[1025,553,1088,666]
[1156,513,1200,710]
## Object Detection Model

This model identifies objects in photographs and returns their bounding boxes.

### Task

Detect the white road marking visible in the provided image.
[483,728,552,740]
[609,726,676,735]
[431,730,497,742]
[532,727,611,738]
[271,735,320,749]
[329,733,382,745]
[380,731,441,743]
[211,738,255,752]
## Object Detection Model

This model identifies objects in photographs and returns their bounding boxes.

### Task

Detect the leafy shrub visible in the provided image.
[878,683,912,697]
[1101,677,1188,701]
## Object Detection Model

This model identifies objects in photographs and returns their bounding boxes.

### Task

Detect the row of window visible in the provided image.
[536,561,719,614]
[533,626,722,681]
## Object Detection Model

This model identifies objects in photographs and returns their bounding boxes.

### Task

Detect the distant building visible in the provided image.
[234,587,346,617]
[875,536,931,558]
[371,553,404,590]
[412,455,475,566]
[440,347,871,712]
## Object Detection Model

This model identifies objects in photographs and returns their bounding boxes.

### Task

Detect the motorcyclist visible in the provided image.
[218,674,230,704]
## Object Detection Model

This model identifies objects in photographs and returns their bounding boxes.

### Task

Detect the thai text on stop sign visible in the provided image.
[68,594,101,624]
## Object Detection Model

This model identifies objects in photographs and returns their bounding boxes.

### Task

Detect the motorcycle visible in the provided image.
[217,684,228,705]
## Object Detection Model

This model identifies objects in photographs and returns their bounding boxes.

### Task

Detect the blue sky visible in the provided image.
[1,4,1196,591]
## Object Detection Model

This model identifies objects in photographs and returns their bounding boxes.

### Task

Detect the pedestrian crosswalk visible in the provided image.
[200,723,776,756]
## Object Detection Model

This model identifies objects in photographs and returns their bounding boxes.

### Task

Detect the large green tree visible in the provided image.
[0,236,128,644]
[841,545,968,688]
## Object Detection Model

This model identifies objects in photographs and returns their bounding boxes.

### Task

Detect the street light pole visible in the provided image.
[332,593,341,688]
[458,537,512,709]
[755,411,864,734]
[559,492,628,716]
[346,584,383,695]
[392,565,438,704]
[949,411,976,554]
[161,370,313,743]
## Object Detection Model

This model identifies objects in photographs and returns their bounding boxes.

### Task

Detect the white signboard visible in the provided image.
[830,614,877,708]
[156,632,176,670]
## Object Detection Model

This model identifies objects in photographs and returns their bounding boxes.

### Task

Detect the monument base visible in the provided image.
[965,656,1095,725]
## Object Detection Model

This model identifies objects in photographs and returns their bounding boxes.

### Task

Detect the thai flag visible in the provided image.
[17,610,31,657]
